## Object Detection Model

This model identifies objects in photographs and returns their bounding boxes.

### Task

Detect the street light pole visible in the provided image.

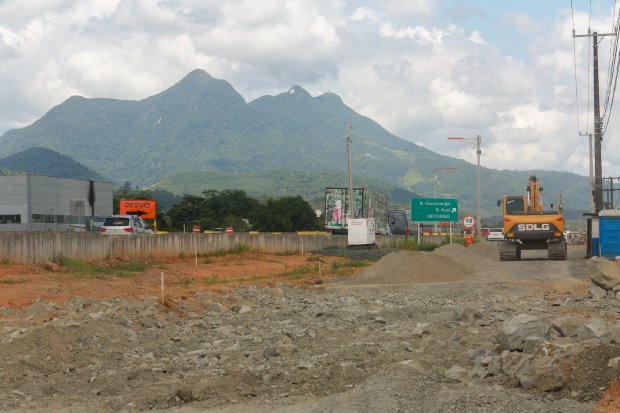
[346,125,355,221]
[432,167,457,233]
[447,135,482,240]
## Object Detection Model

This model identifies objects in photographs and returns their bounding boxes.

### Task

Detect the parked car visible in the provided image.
[99,215,154,235]
[487,227,504,241]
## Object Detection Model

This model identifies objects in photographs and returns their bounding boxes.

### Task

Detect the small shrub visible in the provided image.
[210,244,250,257]
[117,262,146,272]
[282,265,314,277]
[58,256,91,271]
[306,256,325,263]
[203,257,214,264]
[179,276,194,287]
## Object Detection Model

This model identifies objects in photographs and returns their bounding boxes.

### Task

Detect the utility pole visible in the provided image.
[574,30,616,213]
[589,134,594,213]
[346,125,355,221]
[593,32,603,213]
[448,136,482,240]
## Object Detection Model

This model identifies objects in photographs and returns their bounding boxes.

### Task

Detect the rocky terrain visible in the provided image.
[0,242,619,412]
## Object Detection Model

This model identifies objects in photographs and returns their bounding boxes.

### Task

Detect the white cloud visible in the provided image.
[0,0,618,177]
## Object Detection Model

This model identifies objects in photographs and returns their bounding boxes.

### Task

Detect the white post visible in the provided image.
[449,222,452,244]
[195,249,198,268]
[417,221,420,244]
[318,261,322,276]
[160,272,165,304]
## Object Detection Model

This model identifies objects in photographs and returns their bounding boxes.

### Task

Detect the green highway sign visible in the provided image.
[411,198,458,222]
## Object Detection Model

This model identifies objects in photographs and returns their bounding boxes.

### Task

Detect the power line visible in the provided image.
[603,141,618,176]
[601,1,620,135]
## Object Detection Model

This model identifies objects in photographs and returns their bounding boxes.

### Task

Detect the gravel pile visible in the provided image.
[0,245,617,413]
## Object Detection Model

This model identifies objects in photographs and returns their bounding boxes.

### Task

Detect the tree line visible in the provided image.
[114,183,322,232]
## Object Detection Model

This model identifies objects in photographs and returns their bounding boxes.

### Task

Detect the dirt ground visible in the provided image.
[0,242,618,412]
[0,252,357,310]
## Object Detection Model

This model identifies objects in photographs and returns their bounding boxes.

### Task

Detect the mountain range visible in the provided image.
[0,69,590,216]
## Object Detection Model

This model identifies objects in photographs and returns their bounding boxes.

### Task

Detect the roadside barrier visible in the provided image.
[0,232,447,264]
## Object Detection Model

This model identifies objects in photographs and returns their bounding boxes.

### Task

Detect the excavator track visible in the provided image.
[499,241,520,261]
[548,240,567,260]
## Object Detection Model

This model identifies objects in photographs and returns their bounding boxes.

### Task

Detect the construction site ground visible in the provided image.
[0,242,618,412]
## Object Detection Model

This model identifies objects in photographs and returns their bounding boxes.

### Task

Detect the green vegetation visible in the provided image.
[203,274,264,285]
[331,261,369,270]
[55,256,146,278]
[209,244,250,257]
[166,190,322,232]
[0,147,103,181]
[0,69,591,216]
[280,265,315,278]
[0,279,26,285]
[178,276,194,287]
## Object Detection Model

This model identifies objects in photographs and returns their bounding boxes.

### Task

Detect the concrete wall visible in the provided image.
[0,232,453,264]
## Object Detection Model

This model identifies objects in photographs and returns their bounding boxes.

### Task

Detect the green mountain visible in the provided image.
[0,147,104,181]
[0,69,591,216]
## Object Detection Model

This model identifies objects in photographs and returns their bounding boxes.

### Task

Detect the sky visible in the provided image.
[0,0,619,177]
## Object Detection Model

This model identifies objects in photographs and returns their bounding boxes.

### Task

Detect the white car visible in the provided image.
[487,228,504,241]
[99,215,154,235]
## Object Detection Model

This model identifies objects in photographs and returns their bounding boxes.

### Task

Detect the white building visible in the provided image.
[0,174,113,231]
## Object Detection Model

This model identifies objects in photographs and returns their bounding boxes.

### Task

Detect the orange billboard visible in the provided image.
[119,199,157,219]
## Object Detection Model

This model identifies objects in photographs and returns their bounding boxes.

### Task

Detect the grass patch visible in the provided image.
[306,256,325,263]
[331,261,369,270]
[0,279,26,284]
[280,265,315,278]
[179,276,194,287]
[57,256,91,271]
[203,275,264,285]
[209,244,250,257]
[57,257,147,278]
[203,257,214,264]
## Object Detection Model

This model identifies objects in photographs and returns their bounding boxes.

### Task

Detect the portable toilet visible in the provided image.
[599,210,620,259]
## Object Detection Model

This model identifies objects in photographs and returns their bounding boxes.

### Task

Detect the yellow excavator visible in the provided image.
[498,175,567,261]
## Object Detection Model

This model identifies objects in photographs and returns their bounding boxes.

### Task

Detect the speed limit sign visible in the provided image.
[463,215,475,229]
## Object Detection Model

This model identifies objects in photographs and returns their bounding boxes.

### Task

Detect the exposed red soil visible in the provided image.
[0,252,363,310]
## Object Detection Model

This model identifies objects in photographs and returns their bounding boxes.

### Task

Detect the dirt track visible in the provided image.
[0,242,619,412]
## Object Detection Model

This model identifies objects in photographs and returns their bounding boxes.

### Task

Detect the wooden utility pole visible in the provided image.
[593,32,603,213]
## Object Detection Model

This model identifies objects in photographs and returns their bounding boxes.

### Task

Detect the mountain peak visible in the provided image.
[147,69,246,106]
[287,85,312,98]
[180,69,214,83]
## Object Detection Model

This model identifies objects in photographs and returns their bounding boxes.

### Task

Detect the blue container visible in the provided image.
[599,216,620,258]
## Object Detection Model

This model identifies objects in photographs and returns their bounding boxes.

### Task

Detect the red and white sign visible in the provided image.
[225,227,234,233]
[463,215,475,229]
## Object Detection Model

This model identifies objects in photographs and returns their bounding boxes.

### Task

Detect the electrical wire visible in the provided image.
[603,141,618,176]
[600,0,620,134]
